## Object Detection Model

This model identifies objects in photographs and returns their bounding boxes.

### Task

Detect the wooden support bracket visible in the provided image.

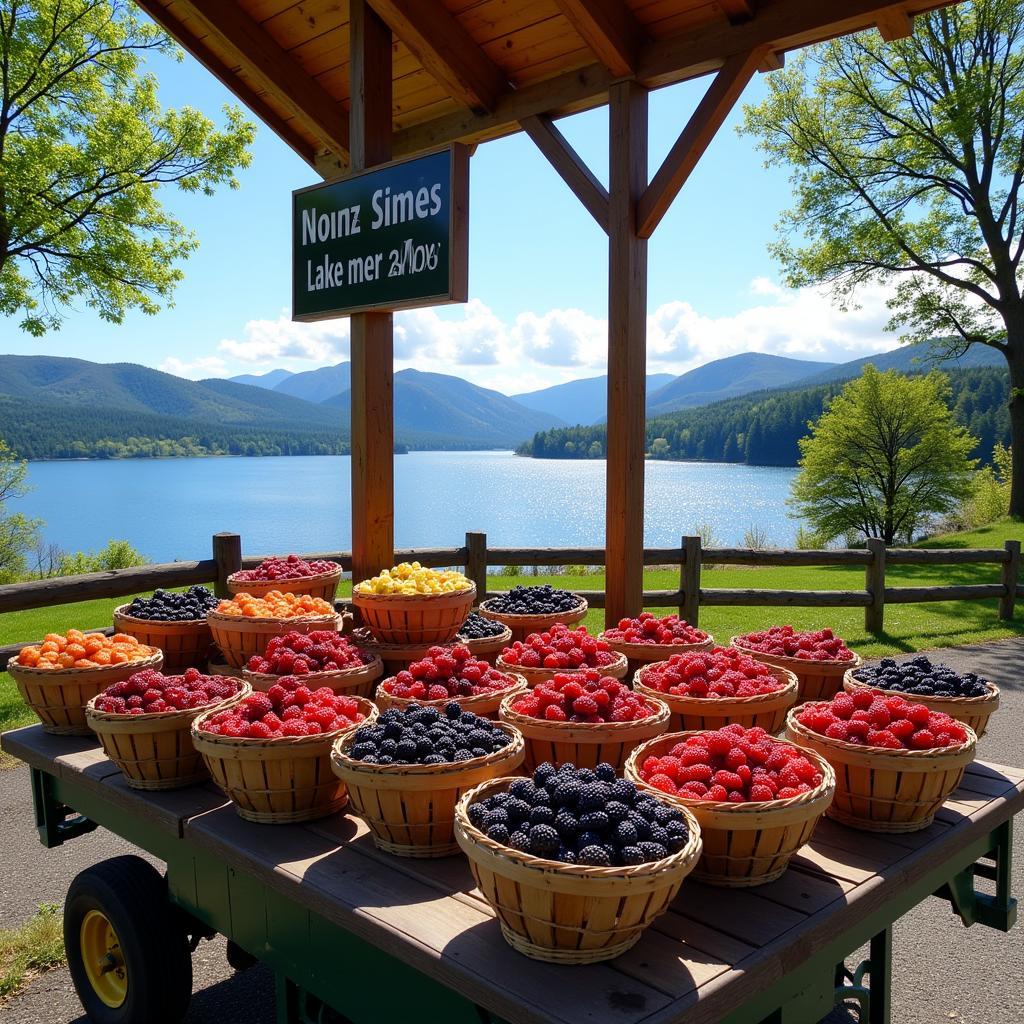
[554,0,645,78]
[637,46,766,238]
[876,7,914,41]
[519,115,610,233]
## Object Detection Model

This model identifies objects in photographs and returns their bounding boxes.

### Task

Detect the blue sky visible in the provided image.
[0,33,902,395]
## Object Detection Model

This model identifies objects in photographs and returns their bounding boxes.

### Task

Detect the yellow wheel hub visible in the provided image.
[80,909,127,1008]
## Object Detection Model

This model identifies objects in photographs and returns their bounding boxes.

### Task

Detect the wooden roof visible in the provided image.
[136,0,958,170]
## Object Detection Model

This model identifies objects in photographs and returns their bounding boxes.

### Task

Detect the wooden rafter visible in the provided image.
[637,46,766,238]
[519,115,609,232]
[553,0,645,78]
[368,0,508,113]
[141,1,348,162]
[719,0,757,23]
[876,7,915,40]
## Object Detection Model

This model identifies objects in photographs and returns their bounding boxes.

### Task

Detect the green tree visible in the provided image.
[790,367,977,544]
[0,1,254,334]
[742,1,1024,514]
[0,438,39,581]
[56,538,146,576]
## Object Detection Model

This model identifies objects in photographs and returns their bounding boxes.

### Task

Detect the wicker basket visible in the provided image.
[454,776,702,963]
[353,586,475,645]
[85,680,250,790]
[731,636,861,702]
[477,598,588,643]
[374,673,529,720]
[8,649,164,736]
[330,723,525,857]
[243,655,383,698]
[207,611,341,669]
[843,669,1000,738]
[499,691,671,771]
[192,698,377,824]
[625,732,834,886]
[349,632,435,677]
[112,605,215,672]
[633,663,798,734]
[227,564,342,603]
[458,624,513,665]
[494,651,629,688]
[599,633,715,678]
[785,709,976,833]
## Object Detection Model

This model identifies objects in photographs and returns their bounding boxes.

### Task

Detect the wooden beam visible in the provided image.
[759,50,785,72]
[553,0,645,78]
[605,81,649,627]
[637,46,764,239]
[350,0,394,586]
[161,0,348,161]
[368,0,507,113]
[134,0,319,166]
[719,0,757,23]
[876,7,915,40]
[519,115,609,233]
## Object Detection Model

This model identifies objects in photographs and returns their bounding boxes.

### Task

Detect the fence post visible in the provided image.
[865,537,886,633]
[213,532,242,597]
[999,539,1020,620]
[681,535,701,626]
[465,531,487,606]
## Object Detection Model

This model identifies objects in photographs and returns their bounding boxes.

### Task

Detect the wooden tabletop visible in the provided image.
[5,725,1023,1024]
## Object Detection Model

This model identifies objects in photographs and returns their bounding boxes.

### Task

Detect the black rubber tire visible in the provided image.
[64,856,192,1024]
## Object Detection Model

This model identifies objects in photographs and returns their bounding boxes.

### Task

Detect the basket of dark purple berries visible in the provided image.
[113,587,220,671]
[846,656,999,737]
[478,585,587,641]
[456,612,513,663]
[454,761,702,963]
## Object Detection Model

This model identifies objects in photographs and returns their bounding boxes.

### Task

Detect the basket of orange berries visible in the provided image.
[207,591,341,669]
[10,630,163,735]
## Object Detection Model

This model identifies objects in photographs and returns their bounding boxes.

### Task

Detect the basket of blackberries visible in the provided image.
[113,587,220,671]
[456,612,513,663]
[331,703,524,858]
[454,762,702,964]
[478,585,587,641]
[846,656,999,737]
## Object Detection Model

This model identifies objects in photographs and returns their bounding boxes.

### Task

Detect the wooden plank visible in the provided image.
[885,547,1007,564]
[675,882,806,946]
[1,725,98,773]
[699,588,872,607]
[741,862,854,914]
[884,584,1006,603]
[718,0,756,22]
[552,0,646,76]
[865,536,885,632]
[349,0,395,588]
[1000,539,1020,619]
[370,0,509,112]
[703,548,872,566]
[637,44,764,238]
[519,114,610,231]
[604,80,649,627]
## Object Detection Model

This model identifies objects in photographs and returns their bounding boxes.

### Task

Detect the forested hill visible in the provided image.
[516,367,1010,467]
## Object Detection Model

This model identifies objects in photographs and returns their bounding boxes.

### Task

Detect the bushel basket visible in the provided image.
[454,776,702,963]
[495,651,628,688]
[243,655,383,699]
[633,663,798,734]
[785,708,976,833]
[374,673,528,720]
[113,605,214,671]
[8,649,163,736]
[85,681,250,790]
[353,586,475,645]
[731,636,861,702]
[330,723,525,857]
[600,633,714,677]
[207,610,341,669]
[459,624,513,664]
[227,564,342,603]
[625,733,834,886]
[477,597,588,643]
[192,698,377,824]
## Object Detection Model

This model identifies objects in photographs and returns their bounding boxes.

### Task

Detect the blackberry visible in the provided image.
[639,841,668,861]
[529,824,561,857]
[575,769,597,786]
[554,809,579,838]
[652,804,675,825]
[628,812,652,840]
[533,762,557,786]
[577,845,611,866]
[484,585,582,616]
[595,762,616,783]
[578,783,609,811]
[454,749,474,761]
[467,803,488,828]
[422,754,446,765]
[620,845,645,865]
[445,702,462,719]
[609,780,636,805]
[580,811,609,831]
[380,739,398,756]
[605,801,630,824]
[529,806,556,827]
[457,612,507,641]
[484,808,509,829]
[395,739,418,761]
[649,824,670,847]
[615,820,639,846]
[509,830,531,852]
[576,830,602,850]
[508,778,535,800]
[557,846,577,864]
[552,780,581,806]
[854,657,990,699]
[505,799,532,825]
[485,823,510,845]
[125,586,218,622]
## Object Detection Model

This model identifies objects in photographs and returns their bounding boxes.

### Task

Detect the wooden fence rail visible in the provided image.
[0,532,1019,668]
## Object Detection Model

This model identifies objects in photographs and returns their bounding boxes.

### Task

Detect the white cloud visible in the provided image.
[159,355,228,379]
[204,278,902,393]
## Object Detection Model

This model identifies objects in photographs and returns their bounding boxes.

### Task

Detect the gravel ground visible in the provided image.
[1,639,1022,1024]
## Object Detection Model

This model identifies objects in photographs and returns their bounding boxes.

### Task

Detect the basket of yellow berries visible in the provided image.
[353,562,476,646]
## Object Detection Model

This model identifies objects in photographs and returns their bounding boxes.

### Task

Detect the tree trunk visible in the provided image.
[1007,343,1024,519]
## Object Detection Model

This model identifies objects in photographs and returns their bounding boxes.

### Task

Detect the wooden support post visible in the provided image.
[465,532,488,605]
[604,81,648,628]
[681,535,701,626]
[349,0,395,588]
[865,537,886,633]
[999,539,1020,620]
[212,533,242,597]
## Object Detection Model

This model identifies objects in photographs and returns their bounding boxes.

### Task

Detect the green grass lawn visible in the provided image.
[2,521,1022,735]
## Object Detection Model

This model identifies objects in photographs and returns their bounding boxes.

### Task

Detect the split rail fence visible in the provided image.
[0,531,1020,669]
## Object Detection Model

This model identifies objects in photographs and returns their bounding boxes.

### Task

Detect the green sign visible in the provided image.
[292,146,468,320]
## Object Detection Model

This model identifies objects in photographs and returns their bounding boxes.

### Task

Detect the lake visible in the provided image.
[20,452,800,562]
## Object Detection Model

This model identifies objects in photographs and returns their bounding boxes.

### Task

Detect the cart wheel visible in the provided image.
[64,856,192,1024]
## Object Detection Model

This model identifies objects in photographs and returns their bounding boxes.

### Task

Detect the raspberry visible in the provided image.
[647,773,677,794]
[909,729,937,749]
[824,721,850,741]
